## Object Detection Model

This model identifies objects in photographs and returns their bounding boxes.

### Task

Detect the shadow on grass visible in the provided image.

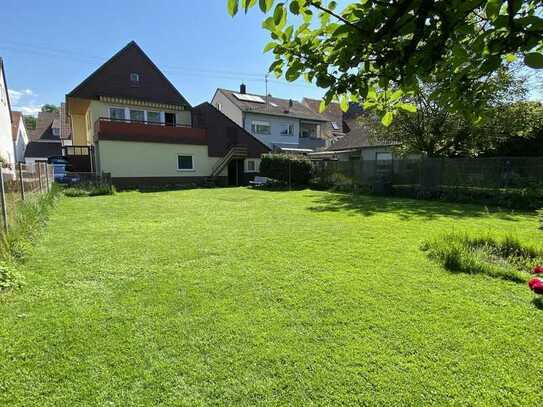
[532,297,543,310]
[306,191,522,221]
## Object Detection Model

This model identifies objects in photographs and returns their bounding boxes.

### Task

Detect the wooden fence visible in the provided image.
[0,163,54,233]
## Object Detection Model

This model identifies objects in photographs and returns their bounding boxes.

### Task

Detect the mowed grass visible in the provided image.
[1,188,542,406]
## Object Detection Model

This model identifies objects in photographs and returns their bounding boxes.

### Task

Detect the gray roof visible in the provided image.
[217,88,328,122]
[24,141,62,158]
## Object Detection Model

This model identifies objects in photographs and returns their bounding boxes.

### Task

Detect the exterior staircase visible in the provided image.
[211,145,248,177]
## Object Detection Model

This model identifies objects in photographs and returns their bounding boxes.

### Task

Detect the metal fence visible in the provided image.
[0,163,54,233]
[313,157,543,190]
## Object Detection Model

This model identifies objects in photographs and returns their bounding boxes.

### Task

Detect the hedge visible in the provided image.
[259,154,312,185]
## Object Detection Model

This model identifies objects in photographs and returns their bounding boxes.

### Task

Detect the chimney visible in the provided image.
[289,99,293,108]
[240,83,247,94]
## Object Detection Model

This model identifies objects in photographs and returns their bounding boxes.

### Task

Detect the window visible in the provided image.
[147,111,161,123]
[279,123,294,136]
[376,152,393,161]
[177,155,194,171]
[110,107,125,120]
[251,121,271,135]
[331,121,340,130]
[216,103,222,111]
[52,127,60,137]
[247,160,257,172]
[130,109,145,122]
[130,72,141,84]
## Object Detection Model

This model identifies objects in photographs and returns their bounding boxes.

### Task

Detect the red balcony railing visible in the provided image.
[95,118,207,145]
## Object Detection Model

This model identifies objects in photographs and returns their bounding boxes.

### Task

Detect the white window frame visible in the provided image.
[176,154,195,172]
[130,72,141,84]
[216,103,222,111]
[109,107,126,120]
[279,123,294,137]
[251,121,271,135]
[146,111,161,123]
[129,109,145,122]
[246,159,258,173]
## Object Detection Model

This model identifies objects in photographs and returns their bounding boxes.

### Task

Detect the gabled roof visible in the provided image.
[31,111,58,141]
[326,103,398,151]
[11,111,23,141]
[67,41,190,107]
[302,97,346,137]
[24,141,62,158]
[216,88,327,122]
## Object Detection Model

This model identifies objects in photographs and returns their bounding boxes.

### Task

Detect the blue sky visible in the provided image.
[1,0,326,115]
[2,0,541,116]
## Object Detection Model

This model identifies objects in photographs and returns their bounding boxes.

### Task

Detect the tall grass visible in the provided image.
[0,185,61,290]
[422,233,543,283]
[63,182,115,198]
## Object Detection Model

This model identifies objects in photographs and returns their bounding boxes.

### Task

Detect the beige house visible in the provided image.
[66,41,269,187]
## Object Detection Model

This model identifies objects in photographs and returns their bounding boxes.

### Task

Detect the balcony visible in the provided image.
[95,118,207,145]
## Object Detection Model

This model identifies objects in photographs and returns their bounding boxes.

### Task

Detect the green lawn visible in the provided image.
[1,188,542,406]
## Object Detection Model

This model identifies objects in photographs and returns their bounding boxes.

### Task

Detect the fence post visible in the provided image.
[37,162,43,194]
[18,163,25,201]
[0,169,8,234]
[288,159,291,190]
[45,164,50,192]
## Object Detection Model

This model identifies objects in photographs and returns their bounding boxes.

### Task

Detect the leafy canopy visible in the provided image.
[227,0,543,125]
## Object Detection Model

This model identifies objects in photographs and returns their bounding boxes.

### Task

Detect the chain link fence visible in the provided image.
[312,157,543,208]
[0,163,54,233]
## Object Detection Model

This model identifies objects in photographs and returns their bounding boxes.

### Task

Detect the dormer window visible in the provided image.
[129,72,141,85]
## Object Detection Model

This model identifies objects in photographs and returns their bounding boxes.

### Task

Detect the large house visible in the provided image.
[11,112,29,163]
[0,57,16,171]
[66,41,269,187]
[211,86,329,153]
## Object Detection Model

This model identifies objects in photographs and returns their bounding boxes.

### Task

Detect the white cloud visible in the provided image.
[15,105,41,116]
[8,89,34,104]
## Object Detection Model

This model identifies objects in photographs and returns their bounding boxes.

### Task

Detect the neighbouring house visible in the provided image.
[211,86,329,153]
[66,41,269,187]
[24,110,69,165]
[302,98,346,142]
[0,57,16,172]
[10,112,29,162]
[309,103,400,162]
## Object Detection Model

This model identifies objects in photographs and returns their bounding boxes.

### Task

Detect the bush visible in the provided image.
[422,233,543,283]
[392,185,543,210]
[259,154,312,186]
[63,182,115,197]
[0,261,24,290]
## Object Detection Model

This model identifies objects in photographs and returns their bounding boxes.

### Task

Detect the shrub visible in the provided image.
[393,185,543,210]
[422,233,543,283]
[63,182,115,197]
[259,154,312,186]
[0,261,24,290]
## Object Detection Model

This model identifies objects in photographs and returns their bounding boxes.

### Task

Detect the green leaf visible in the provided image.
[227,0,239,16]
[389,89,403,101]
[262,16,275,31]
[273,3,284,26]
[485,0,501,20]
[285,65,301,82]
[397,103,417,113]
[381,111,394,127]
[259,0,274,12]
[263,42,276,53]
[504,53,518,63]
[524,52,543,69]
[340,94,349,112]
[319,100,328,113]
[289,0,300,15]
[241,0,256,13]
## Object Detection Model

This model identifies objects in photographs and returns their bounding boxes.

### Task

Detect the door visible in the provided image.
[165,113,176,126]
[228,159,244,186]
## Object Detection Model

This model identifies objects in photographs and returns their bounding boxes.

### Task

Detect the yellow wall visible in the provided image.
[98,140,227,178]
[71,114,88,145]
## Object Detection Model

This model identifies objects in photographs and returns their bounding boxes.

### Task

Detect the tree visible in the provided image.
[228,0,543,124]
[41,104,59,113]
[358,65,528,157]
[23,115,36,131]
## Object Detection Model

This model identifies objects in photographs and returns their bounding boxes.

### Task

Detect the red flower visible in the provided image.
[528,278,542,290]
[532,265,543,274]
[533,283,543,295]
